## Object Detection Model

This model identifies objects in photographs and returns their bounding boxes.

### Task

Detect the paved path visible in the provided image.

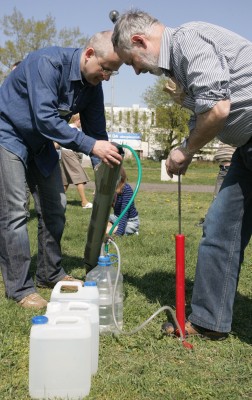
[84,181,214,193]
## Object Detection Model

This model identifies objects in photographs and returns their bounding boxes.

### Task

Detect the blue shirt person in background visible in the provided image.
[0,30,122,309]
[112,10,252,339]
[108,167,139,236]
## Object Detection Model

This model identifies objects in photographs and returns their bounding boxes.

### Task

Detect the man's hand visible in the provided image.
[165,148,193,178]
[165,99,231,178]
[92,141,122,167]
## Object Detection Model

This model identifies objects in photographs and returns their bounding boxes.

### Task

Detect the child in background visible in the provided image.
[108,167,139,236]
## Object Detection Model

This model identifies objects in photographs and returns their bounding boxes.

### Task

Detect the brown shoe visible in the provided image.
[162,320,228,341]
[18,293,47,309]
[36,275,83,289]
[185,321,228,341]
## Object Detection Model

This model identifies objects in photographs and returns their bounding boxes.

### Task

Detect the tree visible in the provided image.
[143,76,191,158]
[0,8,89,80]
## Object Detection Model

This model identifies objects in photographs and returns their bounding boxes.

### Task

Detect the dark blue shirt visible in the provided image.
[0,47,107,176]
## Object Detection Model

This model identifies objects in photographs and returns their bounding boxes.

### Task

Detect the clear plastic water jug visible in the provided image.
[86,254,123,334]
[29,315,91,399]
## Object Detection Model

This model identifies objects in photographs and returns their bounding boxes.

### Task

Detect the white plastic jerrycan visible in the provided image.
[46,301,99,375]
[50,280,99,307]
[29,315,91,400]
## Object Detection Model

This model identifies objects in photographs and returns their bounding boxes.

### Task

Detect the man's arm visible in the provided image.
[165,99,230,177]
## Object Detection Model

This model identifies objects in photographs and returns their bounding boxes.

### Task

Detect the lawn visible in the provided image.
[0,161,252,400]
[85,159,220,186]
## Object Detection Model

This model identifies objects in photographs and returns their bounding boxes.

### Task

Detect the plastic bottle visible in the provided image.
[29,315,91,399]
[45,301,99,375]
[86,254,123,334]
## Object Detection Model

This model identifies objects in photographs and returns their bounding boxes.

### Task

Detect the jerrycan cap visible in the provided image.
[32,315,48,325]
[84,281,97,286]
[98,255,111,267]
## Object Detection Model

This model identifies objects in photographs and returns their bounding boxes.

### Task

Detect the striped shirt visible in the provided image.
[113,183,138,236]
[159,22,252,147]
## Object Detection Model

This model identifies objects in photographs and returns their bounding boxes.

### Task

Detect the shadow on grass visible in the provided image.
[29,254,252,345]
[123,271,252,345]
[123,271,192,307]
[29,254,86,280]
[232,292,252,344]
[66,199,82,207]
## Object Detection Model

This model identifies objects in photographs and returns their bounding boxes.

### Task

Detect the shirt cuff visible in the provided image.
[78,135,96,156]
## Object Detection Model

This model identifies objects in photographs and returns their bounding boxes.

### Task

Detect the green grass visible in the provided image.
[85,159,219,185]
[0,164,252,400]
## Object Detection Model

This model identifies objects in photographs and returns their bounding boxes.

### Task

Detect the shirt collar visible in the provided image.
[69,48,92,86]
[158,27,175,76]
[68,48,83,81]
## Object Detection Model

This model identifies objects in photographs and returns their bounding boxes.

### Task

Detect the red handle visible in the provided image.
[176,234,185,337]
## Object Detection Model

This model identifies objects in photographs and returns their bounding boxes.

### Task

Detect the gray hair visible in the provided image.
[86,30,114,57]
[112,9,159,50]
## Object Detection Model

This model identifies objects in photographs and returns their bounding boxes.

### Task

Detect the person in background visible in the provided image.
[57,113,93,209]
[107,166,139,236]
[212,143,236,199]
[196,143,236,226]
[112,10,252,339]
[0,30,122,309]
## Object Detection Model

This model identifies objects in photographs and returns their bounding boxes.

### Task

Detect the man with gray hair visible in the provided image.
[112,10,252,340]
[0,31,123,309]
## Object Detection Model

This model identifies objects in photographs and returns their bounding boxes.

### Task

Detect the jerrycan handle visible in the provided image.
[52,315,83,325]
[66,301,90,311]
[53,280,83,294]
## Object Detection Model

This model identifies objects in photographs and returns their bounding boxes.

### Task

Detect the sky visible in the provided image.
[1,0,252,107]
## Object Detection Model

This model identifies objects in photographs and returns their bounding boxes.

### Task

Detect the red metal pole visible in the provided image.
[176,234,185,337]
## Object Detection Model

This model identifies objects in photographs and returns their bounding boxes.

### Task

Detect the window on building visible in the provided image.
[151,112,155,126]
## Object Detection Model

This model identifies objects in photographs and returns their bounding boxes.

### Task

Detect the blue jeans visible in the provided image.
[188,141,252,332]
[0,146,67,301]
[109,214,139,235]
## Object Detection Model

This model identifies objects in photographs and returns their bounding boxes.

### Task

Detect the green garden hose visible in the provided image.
[108,144,142,236]
[104,145,142,255]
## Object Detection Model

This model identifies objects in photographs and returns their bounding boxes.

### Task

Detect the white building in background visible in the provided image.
[81,103,218,166]
[81,103,155,167]
[105,103,163,159]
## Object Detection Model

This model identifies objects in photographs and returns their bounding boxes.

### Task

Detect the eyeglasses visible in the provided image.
[95,55,119,77]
